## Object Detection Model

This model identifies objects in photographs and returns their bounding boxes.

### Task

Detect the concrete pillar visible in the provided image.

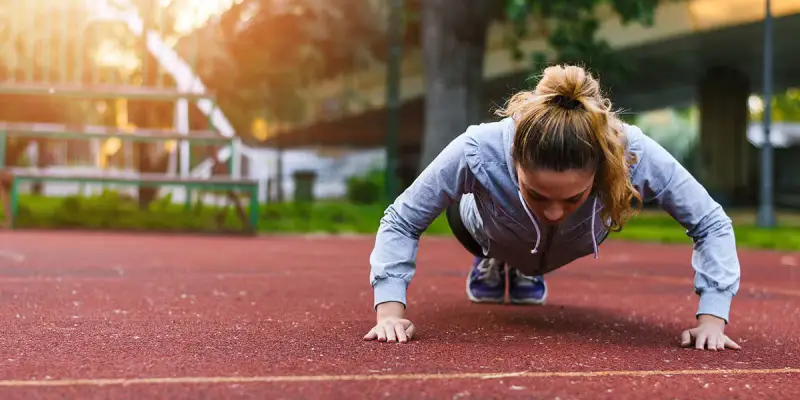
[697,66,755,206]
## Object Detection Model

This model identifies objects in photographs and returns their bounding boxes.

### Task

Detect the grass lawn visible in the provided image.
[608,209,800,250]
[3,194,799,251]
[258,201,800,251]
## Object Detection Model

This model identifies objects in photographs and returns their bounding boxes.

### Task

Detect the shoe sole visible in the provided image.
[465,273,505,304]
[508,297,547,305]
[508,285,548,305]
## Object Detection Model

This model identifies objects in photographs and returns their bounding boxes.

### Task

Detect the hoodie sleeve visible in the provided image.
[626,125,741,323]
[369,133,476,310]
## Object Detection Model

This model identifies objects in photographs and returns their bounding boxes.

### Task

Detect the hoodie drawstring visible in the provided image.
[517,190,542,254]
[589,197,599,259]
[517,192,600,259]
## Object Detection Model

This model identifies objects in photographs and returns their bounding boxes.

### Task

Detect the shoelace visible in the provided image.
[475,259,502,284]
[511,268,541,285]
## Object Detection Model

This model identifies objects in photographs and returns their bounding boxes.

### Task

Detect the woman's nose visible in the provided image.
[543,204,564,221]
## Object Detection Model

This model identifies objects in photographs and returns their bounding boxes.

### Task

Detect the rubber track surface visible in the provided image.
[0,231,797,399]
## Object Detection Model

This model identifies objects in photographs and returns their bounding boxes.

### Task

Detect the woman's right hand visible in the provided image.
[363,302,416,343]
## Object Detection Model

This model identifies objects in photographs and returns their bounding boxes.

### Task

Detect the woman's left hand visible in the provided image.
[680,314,741,351]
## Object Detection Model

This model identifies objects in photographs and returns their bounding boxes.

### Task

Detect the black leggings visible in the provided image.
[445,201,484,258]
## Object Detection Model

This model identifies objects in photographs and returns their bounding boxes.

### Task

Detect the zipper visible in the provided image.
[538,224,559,271]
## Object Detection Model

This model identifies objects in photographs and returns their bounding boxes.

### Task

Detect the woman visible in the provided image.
[363,64,741,351]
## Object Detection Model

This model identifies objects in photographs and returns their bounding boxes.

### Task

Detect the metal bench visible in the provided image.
[0,123,254,234]
[0,169,260,233]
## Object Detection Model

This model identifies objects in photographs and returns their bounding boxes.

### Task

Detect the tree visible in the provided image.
[418,0,496,172]
[188,0,387,137]
[185,0,386,204]
[417,0,660,169]
[750,88,800,123]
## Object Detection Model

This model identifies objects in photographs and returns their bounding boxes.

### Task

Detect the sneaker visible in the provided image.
[466,257,506,303]
[508,268,547,305]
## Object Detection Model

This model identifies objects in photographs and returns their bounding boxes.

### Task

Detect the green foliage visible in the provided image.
[346,169,385,205]
[259,201,379,234]
[612,210,800,251]
[207,200,455,235]
[3,193,455,235]
[635,108,701,175]
[11,192,245,233]
[504,0,661,82]
[750,88,800,122]
[180,0,666,134]
[187,0,386,134]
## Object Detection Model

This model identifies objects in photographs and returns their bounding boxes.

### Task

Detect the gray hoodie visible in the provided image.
[369,117,740,322]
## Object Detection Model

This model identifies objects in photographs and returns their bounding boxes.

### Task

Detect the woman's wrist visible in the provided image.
[376,301,406,321]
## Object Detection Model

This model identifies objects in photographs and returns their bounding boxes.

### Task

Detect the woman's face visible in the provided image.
[516,164,595,225]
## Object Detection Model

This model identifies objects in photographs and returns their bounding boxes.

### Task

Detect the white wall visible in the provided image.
[246,147,386,202]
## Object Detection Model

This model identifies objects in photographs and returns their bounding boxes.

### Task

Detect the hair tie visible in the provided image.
[553,95,583,110]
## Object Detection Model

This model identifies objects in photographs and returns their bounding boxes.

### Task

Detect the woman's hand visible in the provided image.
[680,314,741,351]
[363,302,416,343]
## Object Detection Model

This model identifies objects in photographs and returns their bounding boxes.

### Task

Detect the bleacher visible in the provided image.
[0,0,258,233]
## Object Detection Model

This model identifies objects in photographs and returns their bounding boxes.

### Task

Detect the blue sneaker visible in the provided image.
[508,268,547,305]
[466,257,506,303]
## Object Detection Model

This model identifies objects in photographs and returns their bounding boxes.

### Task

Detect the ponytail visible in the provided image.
[498,64,642,230]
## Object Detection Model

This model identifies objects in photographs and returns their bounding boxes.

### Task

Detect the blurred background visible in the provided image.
[0,0,798,250]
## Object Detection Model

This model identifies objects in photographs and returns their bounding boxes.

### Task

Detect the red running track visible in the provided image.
[0,231,797,399]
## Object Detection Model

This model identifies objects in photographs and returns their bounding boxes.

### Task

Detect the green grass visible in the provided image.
[3,193,249,233]
[4,194,799,251]
[257,202,800,251]
[611,210,800,251]
[254,201,453,235]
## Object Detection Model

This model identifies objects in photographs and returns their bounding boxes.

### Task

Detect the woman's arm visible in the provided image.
[369,133,477,310]
[626,125,741,324]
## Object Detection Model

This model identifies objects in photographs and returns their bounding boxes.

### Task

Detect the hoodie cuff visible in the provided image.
[696,290,734,323]
[373,277,408,311]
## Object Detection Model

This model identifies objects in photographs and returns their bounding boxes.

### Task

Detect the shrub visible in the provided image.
[346,169,385,205]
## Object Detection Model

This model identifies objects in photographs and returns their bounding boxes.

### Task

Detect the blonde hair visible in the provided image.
[496,64,642,231]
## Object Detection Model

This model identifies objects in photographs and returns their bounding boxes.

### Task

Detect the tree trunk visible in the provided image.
[418,0,492,171]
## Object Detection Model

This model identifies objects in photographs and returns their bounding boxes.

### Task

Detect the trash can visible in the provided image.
[293,170,316,203]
